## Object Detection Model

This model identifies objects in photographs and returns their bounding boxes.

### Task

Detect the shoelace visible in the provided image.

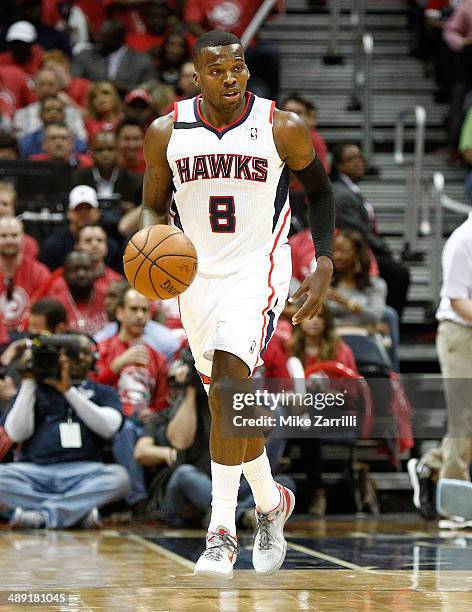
[255,513,275,551]
[204,532,239,561]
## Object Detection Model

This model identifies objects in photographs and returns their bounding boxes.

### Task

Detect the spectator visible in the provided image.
[14,0,72,57]
[184,0,282,99]
[176,60,199,100]
[75,224,122,294]
[289,303,358,515]
[0,65,35,120]
[331,143,410,318]
[41,50,92,110]
[97,288,170,509]
[126,1,171,53]
[459,106,472,199]
[42,0,104,38]
[0,181,39,259]
[13,68,87,141]
[0,132,19,161]
[71,130,142,238]
[0,21,44,79]
[281,93,329,172]
[156,32,191,89]
[41,185,121,272]
[18,96,88,158]
[47,251,108,335]
[409,211,472,522]
[28,297,68,335]
[71,20,155,95]
[29,122,92,170]
[123,89,155,129]
[40,1,90,54]
[0,333,130,529]
[85,81,123,142]
[443,0,472,146]
[0,217,51,332]
[116,119,146,174]
[329,229,387,330]
[95,279,181,362]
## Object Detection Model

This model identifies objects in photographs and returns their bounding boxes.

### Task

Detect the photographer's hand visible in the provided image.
[44,352,71,393]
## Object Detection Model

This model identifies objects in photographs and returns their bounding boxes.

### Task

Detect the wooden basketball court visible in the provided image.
[1,515,472,611]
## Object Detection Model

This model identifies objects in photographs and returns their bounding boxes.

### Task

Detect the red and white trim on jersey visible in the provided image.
[269,100,276,124]
[258,206,291,358]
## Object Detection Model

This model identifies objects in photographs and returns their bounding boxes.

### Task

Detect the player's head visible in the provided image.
[193,30,249,112]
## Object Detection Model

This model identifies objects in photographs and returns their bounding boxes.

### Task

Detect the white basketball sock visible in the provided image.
[243,449,280,513]
[208,461,242,536]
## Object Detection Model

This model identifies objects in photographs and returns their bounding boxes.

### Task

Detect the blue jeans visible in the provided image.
[163,464,295,527]
[112,419,147,505]
[0,461,130,528]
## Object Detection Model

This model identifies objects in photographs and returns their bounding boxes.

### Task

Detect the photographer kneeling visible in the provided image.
[0,333,130,529]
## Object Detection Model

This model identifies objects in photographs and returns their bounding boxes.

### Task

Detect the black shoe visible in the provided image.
[408,458,437,520]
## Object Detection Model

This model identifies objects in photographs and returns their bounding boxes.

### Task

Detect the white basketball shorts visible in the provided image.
[178,244,292,380]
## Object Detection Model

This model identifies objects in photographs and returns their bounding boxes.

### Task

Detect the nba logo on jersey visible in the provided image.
[250,127,258,140]
[249,340,257,354]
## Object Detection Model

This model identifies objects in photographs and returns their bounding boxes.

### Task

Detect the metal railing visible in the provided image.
[430,172,471,302]
[241,0,278,48]
[393,106,426,257]
[351,0,366,109]
[361,33,374,168]
[323,0,344,65]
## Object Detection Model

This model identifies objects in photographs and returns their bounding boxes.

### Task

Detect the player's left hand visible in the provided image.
[289,256,333,324]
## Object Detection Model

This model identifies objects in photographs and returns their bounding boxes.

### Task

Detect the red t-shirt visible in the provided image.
[29,152,94,168]
[184,0,283,38]
[0,256,51,330]
[94,266,122,296]
[96,335,169,415]
[42,0,107,33]
[0,66,35,117]
[85,116,121,142]
[66,78,92,109]
[46,276,108,335]
[22,234,39,260]
[0,46,44,79]
[126,32,165,53]
[103,0,146,34]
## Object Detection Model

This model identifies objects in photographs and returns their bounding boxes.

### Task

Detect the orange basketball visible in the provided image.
[123,225,198,300]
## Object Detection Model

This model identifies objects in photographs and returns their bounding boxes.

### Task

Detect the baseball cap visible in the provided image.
[69,185,99,209]
[6,21,37,44]
[124,89,152,106]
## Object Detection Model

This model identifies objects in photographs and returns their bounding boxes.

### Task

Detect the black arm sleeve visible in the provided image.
[292,156,335,260]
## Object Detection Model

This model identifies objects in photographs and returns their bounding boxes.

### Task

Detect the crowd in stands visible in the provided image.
[0,0,416,528]
[410,0,472,200]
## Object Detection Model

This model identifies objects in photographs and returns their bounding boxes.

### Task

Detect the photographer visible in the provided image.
[0,333,130,529]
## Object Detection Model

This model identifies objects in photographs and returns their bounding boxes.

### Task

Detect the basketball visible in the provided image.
[123,225,198,300]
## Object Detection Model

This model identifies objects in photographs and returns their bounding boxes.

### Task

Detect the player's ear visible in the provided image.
[193,72,200,88]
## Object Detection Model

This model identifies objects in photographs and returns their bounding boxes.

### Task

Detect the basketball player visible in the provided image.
[138,31,334,578]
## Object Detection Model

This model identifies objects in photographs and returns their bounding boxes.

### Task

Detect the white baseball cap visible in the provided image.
[6,21,37,44]
[69,185,99,209]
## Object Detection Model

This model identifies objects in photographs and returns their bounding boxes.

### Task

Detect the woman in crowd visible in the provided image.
[85,81,123,141]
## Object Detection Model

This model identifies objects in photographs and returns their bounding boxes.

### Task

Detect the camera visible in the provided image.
[28,334,83,381]
[168,348,201,389]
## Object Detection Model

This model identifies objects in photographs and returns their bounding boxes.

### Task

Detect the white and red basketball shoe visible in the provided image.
[194,526,239,579]
[252,484,295,575]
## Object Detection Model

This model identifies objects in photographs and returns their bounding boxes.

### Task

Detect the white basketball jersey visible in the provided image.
[166,92,291,277]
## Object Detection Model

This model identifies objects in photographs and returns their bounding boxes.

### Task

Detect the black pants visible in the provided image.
[376,255,410,319]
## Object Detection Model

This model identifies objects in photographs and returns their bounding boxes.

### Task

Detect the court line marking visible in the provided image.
[125,533,195,570]
[287,540,376,572]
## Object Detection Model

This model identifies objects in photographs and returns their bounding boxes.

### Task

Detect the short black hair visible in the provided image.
[30,298,67,332]
[0,131,19,155]
[330,142,359,180]
[116,118,144,137]
[193,30,242,64]
[282,93,309,110]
